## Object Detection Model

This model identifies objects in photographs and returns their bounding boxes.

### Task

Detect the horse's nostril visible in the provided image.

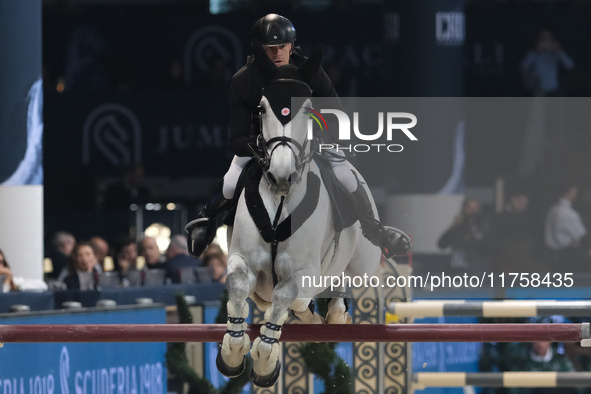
[289,172,298,184]
[267,173,277,185]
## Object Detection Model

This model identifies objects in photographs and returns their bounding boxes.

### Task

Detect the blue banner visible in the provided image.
[0,307,167,394]
[413,317,482,394]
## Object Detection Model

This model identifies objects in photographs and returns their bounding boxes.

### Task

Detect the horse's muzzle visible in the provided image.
[266,171,299,196]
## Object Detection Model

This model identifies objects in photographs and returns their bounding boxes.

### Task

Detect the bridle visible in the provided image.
[247,82,318,185]
[249,134,317,181]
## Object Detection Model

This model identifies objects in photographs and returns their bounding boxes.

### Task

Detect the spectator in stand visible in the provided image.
[89,236,109,272]
[509,338,577,394]
[544,183,589,271]
[45,231,76,280]
[480,316,576,394]
[164,235,200,283]
[482,340,577,394]
[0,249,18,292]
[112,236,140,286]
[521,26,574,96]
[0,249,47,292]
[203,253,227,283]
[64,242,100,290]
[438,198,493,273]
[138,236,165,270]
[201,243,227,263]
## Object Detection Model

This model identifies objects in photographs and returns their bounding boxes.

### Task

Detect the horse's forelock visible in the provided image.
[262,80,311,127]
[273,64,304,82]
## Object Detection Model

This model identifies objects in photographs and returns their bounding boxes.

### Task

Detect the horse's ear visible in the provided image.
[253,39,278,82]
[299,45,323,83]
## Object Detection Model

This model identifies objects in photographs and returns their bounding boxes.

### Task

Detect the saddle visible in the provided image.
[313,153,357,232]
[222,155,358,237]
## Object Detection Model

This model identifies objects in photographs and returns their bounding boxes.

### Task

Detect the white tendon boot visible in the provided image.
[216,302,250,377]
[250,308,288,387]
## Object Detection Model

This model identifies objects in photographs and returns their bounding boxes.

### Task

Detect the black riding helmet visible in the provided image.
[251,14,296,46]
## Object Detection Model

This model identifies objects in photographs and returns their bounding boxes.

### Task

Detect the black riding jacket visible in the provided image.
[229,46,338,157]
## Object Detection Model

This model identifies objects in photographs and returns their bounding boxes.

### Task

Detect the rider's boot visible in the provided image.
[351,182,412,258]
[185,181,231,258]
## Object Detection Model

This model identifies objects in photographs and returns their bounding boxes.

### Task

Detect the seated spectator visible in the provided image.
[45,231,76,280]
[544,183,588,271]
[0,249,48,292]
[203,253,227,283]
[0,249,18,292]
[201,243,226,263]
[112,236,140,286]
[438,198,493,273]
[138,236,165,270]
[500,316,577,394]
[89,236,110,272]
[164,235,200,283]
[64,242,100,290]
[509,341,577,394]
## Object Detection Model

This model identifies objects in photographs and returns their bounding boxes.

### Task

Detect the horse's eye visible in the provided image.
[258,106,266,114]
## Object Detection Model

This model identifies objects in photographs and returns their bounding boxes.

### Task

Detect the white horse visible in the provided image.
[217,44,382,387]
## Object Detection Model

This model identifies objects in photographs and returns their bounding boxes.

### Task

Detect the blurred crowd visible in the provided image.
[0,231,226,293]
[438,181,591,393]
[437,181,591,275]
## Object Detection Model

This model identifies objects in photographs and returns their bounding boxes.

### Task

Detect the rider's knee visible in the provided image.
[222,180,236,200]
[332,164,357,193]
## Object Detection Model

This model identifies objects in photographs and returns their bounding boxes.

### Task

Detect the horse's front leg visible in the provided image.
[325,296,352,324]
[292,298,326,324]
[250,277,297,387]
[217,254,256,378]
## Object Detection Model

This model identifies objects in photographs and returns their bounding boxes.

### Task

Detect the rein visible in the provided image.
[245,91,319,288]
[270,196,285,287]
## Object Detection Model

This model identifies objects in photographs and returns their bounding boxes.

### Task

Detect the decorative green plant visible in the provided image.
[298,298,353,394]
[166,292,250,394]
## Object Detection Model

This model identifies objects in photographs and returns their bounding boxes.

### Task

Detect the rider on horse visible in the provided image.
[186,13,412,259]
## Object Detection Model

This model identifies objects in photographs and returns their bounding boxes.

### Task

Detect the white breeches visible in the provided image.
[222,156,251,199]
[221,151,358,199]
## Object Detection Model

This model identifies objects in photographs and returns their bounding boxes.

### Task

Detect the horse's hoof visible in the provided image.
[216,347,246,378]
[251,359,281,388]
[326,311,352,324]
[345,313,352,324]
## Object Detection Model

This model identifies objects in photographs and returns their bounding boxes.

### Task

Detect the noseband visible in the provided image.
[248,134,317,183]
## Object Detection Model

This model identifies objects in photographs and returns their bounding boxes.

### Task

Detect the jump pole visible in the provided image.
[412,372,591,388]
[0,323,589,345]
[389,300,591,318]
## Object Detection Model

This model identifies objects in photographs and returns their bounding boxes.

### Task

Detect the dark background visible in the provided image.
[41,0,591,242]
